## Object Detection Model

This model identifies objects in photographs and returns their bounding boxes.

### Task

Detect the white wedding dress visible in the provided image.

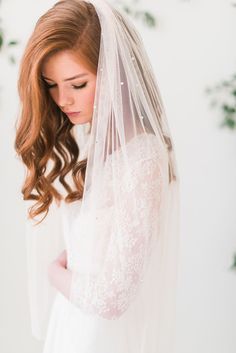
[40,132,178,353]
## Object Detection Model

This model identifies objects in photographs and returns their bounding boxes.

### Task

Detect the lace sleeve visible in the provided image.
[69,153,167,319]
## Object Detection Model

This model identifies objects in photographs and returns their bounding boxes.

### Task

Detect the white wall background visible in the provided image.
[0,0,235,352]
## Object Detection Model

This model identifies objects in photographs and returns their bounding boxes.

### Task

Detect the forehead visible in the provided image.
[41,50,90,77]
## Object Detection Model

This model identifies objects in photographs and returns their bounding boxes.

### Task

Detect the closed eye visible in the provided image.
[74,82,87,89]
[45,82,88,90]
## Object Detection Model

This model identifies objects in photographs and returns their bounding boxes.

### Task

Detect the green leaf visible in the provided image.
[230,253,236,270]
[222,80,230,87]
[143,12,156,28]
[8,55,16,64]
[224,116,236,129]
[222,104,236,114]
[122,5,132,14]
[7,40,18,46]
[0,31,3,50]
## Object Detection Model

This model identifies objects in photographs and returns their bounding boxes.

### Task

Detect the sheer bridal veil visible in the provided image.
[23,0,180,351]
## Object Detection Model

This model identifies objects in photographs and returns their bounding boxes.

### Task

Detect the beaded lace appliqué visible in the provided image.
[69,134,167,319]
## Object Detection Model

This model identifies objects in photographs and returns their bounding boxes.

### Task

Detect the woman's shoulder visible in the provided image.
[104,132,167,170]
[125,132,167,164]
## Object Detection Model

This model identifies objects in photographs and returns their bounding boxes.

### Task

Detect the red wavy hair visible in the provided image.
[15,0,101,221]
[15,0,177,222]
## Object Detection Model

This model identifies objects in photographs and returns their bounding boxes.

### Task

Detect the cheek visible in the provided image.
[85,83,96,110]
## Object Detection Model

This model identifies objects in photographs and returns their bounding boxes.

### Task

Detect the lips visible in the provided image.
[65,111,81,117]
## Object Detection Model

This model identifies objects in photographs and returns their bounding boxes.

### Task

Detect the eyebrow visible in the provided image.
[41,73,89,82]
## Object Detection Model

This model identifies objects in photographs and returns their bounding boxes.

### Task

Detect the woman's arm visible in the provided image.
[49,152,167,319]
[68,154,167,319]
[48,250,72,300]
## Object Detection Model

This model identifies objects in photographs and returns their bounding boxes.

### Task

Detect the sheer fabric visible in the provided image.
[23,1,180,352]
[69,134,168,319]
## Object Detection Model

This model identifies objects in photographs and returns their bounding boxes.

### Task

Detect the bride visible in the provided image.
[15,0,180,352]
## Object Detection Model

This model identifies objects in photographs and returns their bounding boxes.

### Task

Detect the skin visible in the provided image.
[48,250,72,300]
[41,49,97,125]
[41,49,97,300]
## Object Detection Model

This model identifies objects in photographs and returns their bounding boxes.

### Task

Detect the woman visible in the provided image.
[15,0,180,352]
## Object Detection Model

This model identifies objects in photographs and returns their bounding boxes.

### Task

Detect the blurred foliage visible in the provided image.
[205,73,236,130]
[204,1,236,272]
[206,72,236,271]
[0,0,19,64]
[114,0,157,28]
[205,1,236,133]
[230,253,236,270]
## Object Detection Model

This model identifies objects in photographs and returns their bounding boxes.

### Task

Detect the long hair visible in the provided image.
[15,0,101,220]
[15,0,177,221]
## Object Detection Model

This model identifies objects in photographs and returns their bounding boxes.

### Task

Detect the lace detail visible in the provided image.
[69,134,168,319]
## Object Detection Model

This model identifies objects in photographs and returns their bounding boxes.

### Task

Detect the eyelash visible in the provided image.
[45,82,87,90]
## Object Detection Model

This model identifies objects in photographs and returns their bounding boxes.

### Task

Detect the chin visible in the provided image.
[69,117,91,125]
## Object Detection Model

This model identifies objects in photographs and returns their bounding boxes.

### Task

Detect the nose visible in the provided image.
[57,87,74,109]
